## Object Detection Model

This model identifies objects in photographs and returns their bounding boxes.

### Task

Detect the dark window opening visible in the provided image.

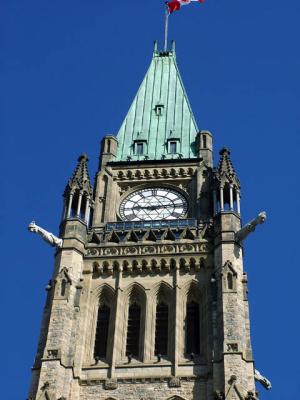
[186,301,200,355]
[107,139,111,153]
[169,141,178,154]
[135,142,144,155]
[155,302,169,356]
[60,279,67,297]
[126,303,141,357]
[80,195,87,220]
[94,304,110,359]
[70,191,79,217]
[155,104,164,116]
[227,273,233,290]
[202,134,207,149]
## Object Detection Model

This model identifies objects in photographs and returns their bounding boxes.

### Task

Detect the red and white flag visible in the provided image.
[166,0,205,14]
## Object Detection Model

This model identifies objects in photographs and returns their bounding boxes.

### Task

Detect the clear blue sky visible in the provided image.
[1,1,299,399]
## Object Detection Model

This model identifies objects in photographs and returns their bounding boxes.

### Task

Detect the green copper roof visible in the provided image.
[115,45,199,162]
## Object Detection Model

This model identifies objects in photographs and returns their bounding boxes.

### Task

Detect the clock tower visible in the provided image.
[28,42,268,400]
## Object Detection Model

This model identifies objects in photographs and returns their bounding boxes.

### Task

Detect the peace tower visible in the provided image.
[28,42,269,400]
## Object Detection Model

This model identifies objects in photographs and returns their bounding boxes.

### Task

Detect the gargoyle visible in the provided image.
[235,212,267,242]
[28,221,63,248]
[255,368,272,390]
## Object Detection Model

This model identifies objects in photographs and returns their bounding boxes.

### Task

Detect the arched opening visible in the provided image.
[202,134,207,149]
[186,301,200,355]
[227,272,233,290]
[107,139,111,153]
[60,279,67,297]
[94,303,111,359]
[155,301,169,356]
[126,302,141,358]
[101,175,108,223]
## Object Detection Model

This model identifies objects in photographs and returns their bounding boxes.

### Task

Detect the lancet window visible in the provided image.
[94,303,111,360]
[185,301,200,355]
[155,302,169,356]
[126,302,141,358]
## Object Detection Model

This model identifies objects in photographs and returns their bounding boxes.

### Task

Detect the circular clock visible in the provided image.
[119,187,188,221]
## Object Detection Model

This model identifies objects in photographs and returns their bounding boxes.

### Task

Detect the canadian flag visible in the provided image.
[166,0,205,14]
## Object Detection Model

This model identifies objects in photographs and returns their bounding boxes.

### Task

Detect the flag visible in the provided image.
[166,0,205,14]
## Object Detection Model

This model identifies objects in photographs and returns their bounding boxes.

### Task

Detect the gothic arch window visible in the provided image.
[54,267,71,300]
[222,261,237,292]
[227,272,233,290]
[60,279,67,297]
[151,282,173,360]
[94,303,111,359]
[123,284,146,361]
[155,301,169,356]
[126,302,141,358]
[186,301,200,355]
[90,284,115,364]
[181,281,203,359]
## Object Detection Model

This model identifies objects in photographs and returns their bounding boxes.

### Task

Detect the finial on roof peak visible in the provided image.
[152,40,176,57]
[219,147,231,156]
[78,153,88,162]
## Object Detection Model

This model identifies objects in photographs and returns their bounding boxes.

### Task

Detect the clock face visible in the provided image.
[119,187,188,221]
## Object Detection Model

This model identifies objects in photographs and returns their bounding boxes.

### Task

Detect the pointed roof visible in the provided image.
[114,43,199,162]
[65,154,93,195]
[215,148,240,188]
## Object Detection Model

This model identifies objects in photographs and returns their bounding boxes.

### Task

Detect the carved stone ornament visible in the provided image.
[180,244,195,252]
[245,391,256,400]
[168,376,181,388]
[235,211,267,242]
[87,248,98,256]
[214,391,225,400]
[104,247,118,256]
[104,379,118,390]
[227,343,238,352]
[28,221,63,248]
[124,247,138,255]
[161,245,175,253]
[254,369,272,390]
[46,349,60,359]
[142,246,156,254]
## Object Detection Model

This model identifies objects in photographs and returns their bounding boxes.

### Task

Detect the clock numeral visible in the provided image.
[151,189,158,196]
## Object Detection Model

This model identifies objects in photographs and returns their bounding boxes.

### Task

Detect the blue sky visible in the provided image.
[1,0,299,399]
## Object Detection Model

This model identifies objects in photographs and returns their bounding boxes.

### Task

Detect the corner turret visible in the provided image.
[62,154,93,224]
[213,148,241,215]
[60,154,94,245]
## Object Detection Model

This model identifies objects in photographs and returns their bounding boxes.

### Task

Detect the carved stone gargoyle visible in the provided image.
[255,368,272,390]
[28,221,63,248]
[235,212,267,242]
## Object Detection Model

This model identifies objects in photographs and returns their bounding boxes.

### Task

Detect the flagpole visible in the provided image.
[164,6,169,51]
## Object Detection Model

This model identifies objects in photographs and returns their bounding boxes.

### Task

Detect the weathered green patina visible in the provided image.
[115,44,199,162]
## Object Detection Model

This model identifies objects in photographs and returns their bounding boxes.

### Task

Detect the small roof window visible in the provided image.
[167,139,180,154]
[134,140,147,156]
[155,104,164,116]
